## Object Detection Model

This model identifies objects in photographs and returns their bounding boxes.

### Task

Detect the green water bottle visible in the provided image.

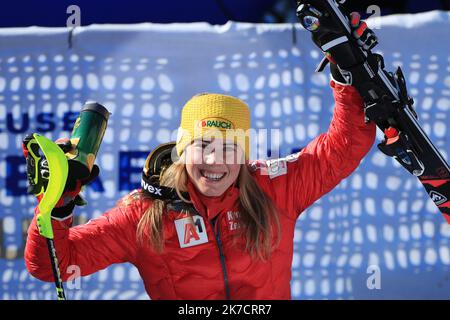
[67,102,110,180]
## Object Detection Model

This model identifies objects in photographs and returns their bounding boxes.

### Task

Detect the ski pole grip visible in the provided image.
[67,102,110,180]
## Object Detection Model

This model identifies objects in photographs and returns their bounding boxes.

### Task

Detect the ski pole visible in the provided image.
[25,103,110,299]
[27,134,69,300]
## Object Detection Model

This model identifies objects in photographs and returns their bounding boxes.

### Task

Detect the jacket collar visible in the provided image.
[187,179,240,221]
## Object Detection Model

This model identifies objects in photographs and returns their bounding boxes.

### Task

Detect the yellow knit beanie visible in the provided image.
[176,93,251,160]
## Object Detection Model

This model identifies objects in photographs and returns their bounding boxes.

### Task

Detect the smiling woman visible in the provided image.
[24,4,380,300]
[136,93,281,262]
[185,139,243,196]
[24,81,376,299]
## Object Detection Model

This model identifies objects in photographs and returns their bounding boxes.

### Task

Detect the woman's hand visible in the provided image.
[22,134,99,219]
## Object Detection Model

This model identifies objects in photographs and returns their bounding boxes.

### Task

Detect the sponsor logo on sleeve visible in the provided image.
[249,160,267,173]
[266,159,287,179]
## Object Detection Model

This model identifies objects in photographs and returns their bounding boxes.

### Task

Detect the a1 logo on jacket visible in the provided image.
[174,215,209,248]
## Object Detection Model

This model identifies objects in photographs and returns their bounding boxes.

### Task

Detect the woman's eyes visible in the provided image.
[194,144,235,152]
[223,145,236,152]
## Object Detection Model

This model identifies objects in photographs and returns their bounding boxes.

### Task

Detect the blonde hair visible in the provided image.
[134,162,280,260]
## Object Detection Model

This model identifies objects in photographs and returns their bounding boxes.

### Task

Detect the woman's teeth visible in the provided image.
[200,170,225,181]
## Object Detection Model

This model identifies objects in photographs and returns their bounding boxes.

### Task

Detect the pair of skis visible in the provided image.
[296,0,450,224]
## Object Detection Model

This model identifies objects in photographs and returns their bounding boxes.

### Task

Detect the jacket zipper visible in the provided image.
[210,216,231,300]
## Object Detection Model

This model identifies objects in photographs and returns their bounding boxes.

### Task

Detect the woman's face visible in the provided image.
[185,138,244,197]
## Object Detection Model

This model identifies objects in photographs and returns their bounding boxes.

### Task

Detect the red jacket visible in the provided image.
[25,82,376,299]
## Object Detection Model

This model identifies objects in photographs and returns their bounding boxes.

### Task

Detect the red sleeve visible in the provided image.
[251,81,376,219]
[24,195,147,282]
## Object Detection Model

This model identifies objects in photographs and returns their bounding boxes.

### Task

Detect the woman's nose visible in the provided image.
[204,150,223,164]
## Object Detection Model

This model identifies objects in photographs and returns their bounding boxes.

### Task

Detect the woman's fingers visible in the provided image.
[350,12,361,28]
[350,12,378,51]
[55,137,75,153]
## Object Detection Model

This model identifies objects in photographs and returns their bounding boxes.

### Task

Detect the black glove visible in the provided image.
[22,134,99,220]
[296,1,379,83]
[296,0,401,115]
[327,11,378,84]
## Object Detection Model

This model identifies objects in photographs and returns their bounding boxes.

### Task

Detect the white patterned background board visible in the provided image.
[0,10,450,300]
